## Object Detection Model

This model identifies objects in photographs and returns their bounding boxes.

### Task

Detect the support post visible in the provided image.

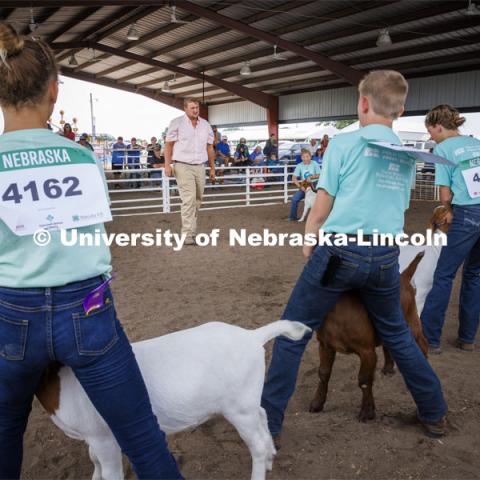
[200,103,209,121]
[267,97,279,142]
[283,164,288,203]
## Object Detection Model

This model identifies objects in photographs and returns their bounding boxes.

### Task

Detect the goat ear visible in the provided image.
[426,215,436,231]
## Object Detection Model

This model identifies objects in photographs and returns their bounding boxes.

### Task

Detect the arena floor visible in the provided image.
[23,201,479,480]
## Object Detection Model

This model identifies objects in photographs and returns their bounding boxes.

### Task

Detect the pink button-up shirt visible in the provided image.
[166,114,214,165]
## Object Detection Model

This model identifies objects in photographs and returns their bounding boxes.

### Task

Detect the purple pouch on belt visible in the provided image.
[83,274,115,315]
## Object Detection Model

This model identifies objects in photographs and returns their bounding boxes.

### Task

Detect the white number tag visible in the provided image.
[1,160,111,236]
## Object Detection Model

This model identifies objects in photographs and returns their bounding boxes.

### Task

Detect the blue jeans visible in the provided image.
[289,190,305,220]
[0,277,183,480]
[261,244,447,435]
[421,204,480,347]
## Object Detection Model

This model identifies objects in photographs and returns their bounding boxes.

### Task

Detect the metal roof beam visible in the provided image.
[94,0,311,78]
[115,0,391,85]
[52,41,276,108]
[175,19,480,97]
[69,5,165,71]
[20,7,59,36]
[46,6,103,43]
[0,8,15,20]
[175,0,364,85]
[177,0,363,85]
[55,6,135,62]
[133,2,466,93]
[60,67,184,110]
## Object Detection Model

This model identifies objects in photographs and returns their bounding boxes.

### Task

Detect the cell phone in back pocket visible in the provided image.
[321,255,341,286]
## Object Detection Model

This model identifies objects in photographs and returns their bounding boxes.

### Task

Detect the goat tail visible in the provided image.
[252,320,312,345]
[401,251,425,281]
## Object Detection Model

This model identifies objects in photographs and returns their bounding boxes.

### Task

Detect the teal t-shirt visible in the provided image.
[318,124,415,235]
[293,161,321,181]
[434,136,480,206]
[0,128,112,288]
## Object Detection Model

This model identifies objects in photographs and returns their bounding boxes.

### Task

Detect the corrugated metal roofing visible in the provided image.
[3,1,479,107]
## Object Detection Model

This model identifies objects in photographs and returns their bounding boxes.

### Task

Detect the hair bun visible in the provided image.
[0,22,24,58]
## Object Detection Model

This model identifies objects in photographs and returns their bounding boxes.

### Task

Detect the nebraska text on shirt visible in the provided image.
[2,149,72,170]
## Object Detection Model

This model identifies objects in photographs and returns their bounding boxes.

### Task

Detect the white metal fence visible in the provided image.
[105,164,439,217]
[107,165,298,216]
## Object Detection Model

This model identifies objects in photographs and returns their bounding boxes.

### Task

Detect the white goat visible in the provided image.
[298,187,316,222]
[37,320,311,480]
[397,205,449,316]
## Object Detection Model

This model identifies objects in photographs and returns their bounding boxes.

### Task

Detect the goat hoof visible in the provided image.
[358,408,376,422]
[309,399,325,413]
[382,366,395,376]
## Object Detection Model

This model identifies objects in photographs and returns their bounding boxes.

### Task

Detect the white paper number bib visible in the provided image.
[460,158,480,199]
[0,146,112,235]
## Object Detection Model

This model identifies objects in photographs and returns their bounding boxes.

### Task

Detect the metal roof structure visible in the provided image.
[2,1,479,117]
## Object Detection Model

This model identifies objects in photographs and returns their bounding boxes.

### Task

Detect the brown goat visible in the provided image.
[309,253,428,422]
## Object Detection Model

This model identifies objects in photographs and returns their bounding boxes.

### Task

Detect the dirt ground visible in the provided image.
[22,201,479,480]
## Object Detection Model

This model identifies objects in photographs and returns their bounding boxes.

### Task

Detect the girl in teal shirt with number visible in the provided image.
[421,105,480,353]
[0,22,182,479]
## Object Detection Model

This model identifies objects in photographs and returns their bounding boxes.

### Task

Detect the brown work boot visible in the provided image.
[417,415,447,438]
[456,340,474,352]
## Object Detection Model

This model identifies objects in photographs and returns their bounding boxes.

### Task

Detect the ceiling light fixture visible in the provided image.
[272,44,287,61]
[127,23,140,41]
[465,0,480,15]
[68,53,78,66]
[162,81,171,93]
[376,28,392,47]
[29,8,38,32]
[240,61,252,76]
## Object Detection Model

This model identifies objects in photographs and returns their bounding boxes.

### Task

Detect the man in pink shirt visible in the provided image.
[164,98,216,245]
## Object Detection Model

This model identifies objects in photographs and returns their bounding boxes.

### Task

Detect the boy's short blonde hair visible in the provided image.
[300,148,311,156]
[358,70,408,120]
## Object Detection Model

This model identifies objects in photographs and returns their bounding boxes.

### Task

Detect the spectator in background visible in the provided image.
[233,139,251,167]
[215,135,231,184]
[212,125,221,149]
[111,136,127,189]
[60,122,75,141]
[78,132,94,151]
[263,133,277,157]
[288,148,321,221]
[147,139,164,187]
[127,137,143,189]
[235,137,250,159]
[147,136,160,164]
[312,147,324,165]
[267,152,281,183]
[320,134,330,156]
[308,138,318,155]
[250,145,265,163]
[216,135,231,166]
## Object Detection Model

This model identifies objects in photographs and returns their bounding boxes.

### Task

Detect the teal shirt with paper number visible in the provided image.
[317,124,415,235]
[293,161,321,181]
[434,136,480,206]
[0,128,112,288]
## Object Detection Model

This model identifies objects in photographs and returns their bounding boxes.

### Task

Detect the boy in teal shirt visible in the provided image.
[289,149,321,221]
[262,70,447,443]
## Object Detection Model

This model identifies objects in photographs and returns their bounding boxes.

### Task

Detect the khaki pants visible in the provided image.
[173,162,206,237]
